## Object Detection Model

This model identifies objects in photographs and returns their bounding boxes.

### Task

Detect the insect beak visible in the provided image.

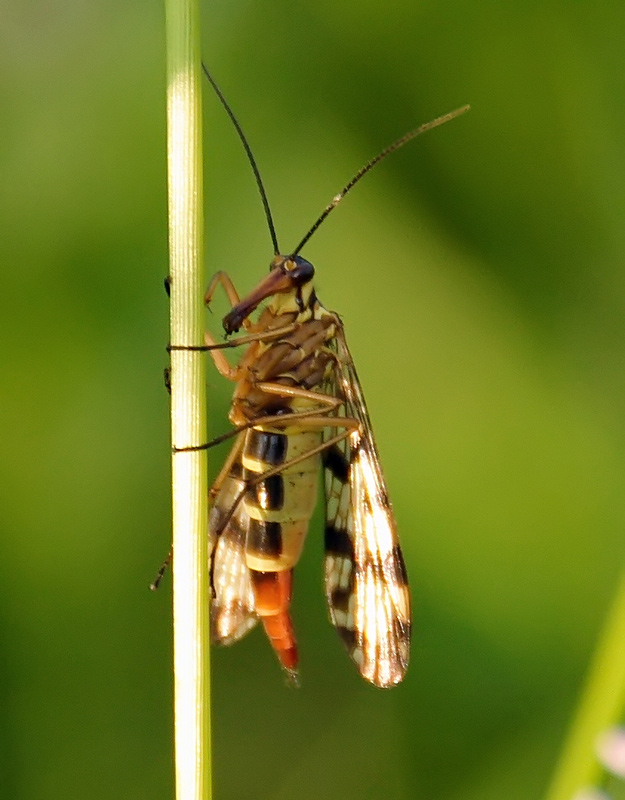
[223,265,293,334]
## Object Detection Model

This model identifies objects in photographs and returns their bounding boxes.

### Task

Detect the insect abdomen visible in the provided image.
[242,425,320,674]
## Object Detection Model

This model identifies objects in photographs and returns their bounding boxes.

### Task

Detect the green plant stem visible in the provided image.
[545,570,625,800]
[165,0,211,798]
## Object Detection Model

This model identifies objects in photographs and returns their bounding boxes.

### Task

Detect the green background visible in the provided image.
[2,1,625,798]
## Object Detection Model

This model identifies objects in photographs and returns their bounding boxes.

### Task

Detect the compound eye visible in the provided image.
[287,255,315,285]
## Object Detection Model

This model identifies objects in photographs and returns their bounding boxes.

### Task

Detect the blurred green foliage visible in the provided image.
[1,1,625,798]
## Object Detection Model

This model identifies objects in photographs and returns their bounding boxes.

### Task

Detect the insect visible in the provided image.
[186,67,468,687]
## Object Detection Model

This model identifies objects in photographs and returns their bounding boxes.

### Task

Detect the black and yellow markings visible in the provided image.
[247,518,283,559]
[246,429,288,468]
[240,425,322,573]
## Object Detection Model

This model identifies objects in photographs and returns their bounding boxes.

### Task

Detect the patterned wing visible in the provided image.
[323,322,411,688]
[209,442,258,644]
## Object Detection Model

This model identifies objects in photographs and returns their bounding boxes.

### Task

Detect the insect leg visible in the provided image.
[199,324,302,381]
[202,326,239,380]
[172,399,345,454]
[204,270,244,319]
[150,549,172,591]
[254,381,346,410]
[204,271,295,339]
[203,323,299,351]
[208,434,248,608]
[209,431,245,503]
[152,436,246,590]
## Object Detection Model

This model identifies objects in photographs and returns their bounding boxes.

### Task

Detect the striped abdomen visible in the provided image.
[242,424,321,673]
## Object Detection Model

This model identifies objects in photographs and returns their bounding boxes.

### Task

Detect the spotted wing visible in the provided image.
[323,323,411,688]
[209,441,258,645]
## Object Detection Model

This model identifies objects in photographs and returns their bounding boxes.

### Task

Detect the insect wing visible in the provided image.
[209,449,258,645]
[323,326,411,687]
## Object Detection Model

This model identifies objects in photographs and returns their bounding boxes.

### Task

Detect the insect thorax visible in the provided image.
[229,291,338,427]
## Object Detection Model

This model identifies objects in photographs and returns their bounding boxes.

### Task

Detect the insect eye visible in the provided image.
[285,255,315,286]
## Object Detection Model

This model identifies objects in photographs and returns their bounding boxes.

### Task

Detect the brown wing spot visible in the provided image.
[395,617,412,640]
[377,486,391,508]
[322,444,350,484]
[330,587,353,615]
[392,545,409,586]
[325,523,354,558]
[229,459,243,480]
[336,626,357,650]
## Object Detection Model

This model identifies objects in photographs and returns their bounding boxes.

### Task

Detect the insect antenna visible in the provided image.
[202,63,280,256]
[292,104,470,255]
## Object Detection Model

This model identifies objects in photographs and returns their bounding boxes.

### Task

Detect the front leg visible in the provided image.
[204,270,241,312]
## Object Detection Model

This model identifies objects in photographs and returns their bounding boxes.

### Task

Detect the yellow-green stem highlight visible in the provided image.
[545,570,625,800]
[165,0,211,798]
